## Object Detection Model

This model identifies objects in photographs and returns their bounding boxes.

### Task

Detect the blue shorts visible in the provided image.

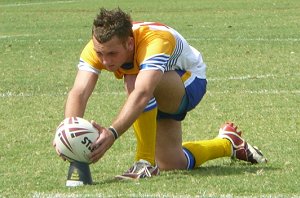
[157,70,207,121]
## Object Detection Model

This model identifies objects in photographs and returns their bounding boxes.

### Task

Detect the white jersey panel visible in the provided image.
[167,28,206,79]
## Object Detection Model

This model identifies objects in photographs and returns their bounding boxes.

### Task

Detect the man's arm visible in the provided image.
[112,69,163,134]
[89,70,163,163]
[65,70,98,118]
[54,70,98,159]
[124,74,158,165]
[123,74,136,95]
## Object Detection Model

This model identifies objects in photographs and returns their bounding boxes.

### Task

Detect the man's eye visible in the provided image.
[96,52,103,56]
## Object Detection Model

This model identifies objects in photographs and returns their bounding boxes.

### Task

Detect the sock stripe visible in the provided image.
[183,148,195,170]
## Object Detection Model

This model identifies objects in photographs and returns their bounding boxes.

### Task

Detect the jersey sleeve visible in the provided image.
[77,39,105,74]
[136,31,176,73]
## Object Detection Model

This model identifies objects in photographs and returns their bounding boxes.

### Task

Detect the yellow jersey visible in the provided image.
[78,22,206,79]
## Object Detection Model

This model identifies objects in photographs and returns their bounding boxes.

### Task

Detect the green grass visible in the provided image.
[0,0,299,197]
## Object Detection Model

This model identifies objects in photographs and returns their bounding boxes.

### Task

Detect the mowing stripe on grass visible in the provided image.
[0,0,78,8]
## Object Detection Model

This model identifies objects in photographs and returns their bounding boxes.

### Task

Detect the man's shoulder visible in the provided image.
[79,39,105,71]
[132,22,174,34]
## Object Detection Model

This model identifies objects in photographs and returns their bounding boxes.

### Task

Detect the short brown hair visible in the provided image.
[93,8,133,43]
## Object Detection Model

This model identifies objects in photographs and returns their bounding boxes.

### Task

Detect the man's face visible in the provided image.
[92,35,134,72]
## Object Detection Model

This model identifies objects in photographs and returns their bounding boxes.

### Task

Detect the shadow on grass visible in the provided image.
[91,177,140,185]
[91,162,280,185]
[168,162,280,178]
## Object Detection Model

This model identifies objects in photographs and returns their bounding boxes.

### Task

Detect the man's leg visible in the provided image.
[154,70,232,170]
[115,102,159,180]
[182,139,232,167]
[133,106,157,166]
[183,122,267,168]
[153,71,188,170]
[155,119,233,170]
[123,74,157,166]
[155,119,187,170]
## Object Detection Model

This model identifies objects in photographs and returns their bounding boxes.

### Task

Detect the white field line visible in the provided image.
[0,91,125,98]
[32,192,300,198]
[187,37,300,42]
[1,74,299,98]
[1,89,299,99]
[0,0,78,8]
[207,89,300,95]
[0,34,85,43]
[208,73,278,81]
[0,34,39,39]
[0,33,299,43]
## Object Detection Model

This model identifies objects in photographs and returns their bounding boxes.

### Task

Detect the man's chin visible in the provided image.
[106,65,118,72]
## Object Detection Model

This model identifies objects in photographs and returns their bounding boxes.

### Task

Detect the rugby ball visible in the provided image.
[54,117,99,164]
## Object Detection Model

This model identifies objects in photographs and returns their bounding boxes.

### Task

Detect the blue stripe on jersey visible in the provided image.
[166,36,183,71]
[140,64,164,70]
[140,54,169,71]
[144,97,157,112]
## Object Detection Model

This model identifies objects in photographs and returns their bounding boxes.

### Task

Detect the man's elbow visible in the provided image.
[133,89,153,106]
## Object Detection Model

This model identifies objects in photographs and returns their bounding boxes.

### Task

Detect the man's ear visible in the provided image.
[127,37,134,51]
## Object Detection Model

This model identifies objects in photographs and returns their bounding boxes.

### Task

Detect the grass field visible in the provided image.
[0,0,299,197]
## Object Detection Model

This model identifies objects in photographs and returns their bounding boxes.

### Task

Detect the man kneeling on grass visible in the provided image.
[54,7,267,180]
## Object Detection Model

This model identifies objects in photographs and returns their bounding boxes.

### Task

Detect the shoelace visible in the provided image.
[130,162,152,177]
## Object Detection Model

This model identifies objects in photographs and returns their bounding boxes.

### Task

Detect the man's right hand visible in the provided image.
[52,139,67,161]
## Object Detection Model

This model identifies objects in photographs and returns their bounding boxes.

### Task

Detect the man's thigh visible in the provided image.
[153,70,186,114]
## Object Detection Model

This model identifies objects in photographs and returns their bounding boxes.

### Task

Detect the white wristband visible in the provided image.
[108,126,119,140]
